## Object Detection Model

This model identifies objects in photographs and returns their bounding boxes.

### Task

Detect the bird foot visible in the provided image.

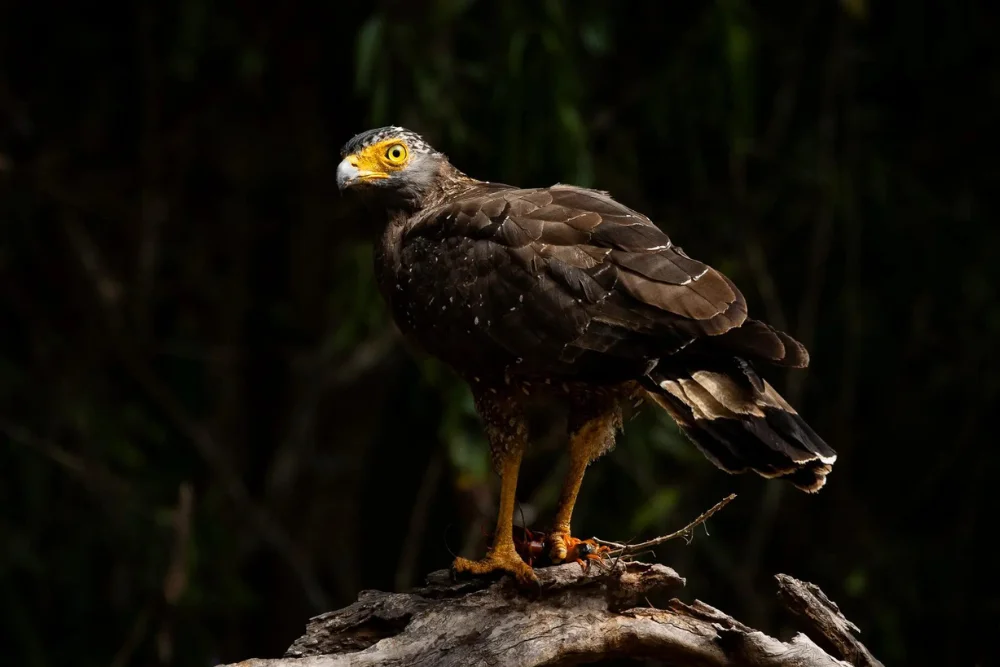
[452,545,538,586]
[548,532,611,571]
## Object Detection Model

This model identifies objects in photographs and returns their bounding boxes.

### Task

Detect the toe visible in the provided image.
[511,561,539,588]
[515,559,538,581]
[450,549,536,584]
[548,533,569,562]
[451,556,477,575]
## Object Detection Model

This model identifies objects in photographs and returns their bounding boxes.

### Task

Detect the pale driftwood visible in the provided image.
[219,561,880,667]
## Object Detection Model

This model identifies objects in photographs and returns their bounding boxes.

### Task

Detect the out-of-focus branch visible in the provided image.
[267,326,401,504]
[61,213,331,611]
[787,13,848,405]
[157,482,195,664]
[0,419,131,498]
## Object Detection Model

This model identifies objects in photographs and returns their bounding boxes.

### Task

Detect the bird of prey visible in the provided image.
[336,126,836,583]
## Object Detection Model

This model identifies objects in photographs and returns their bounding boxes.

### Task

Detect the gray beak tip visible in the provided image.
[336,159,360,191]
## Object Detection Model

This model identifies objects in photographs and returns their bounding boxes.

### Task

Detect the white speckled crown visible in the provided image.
[340,126,436,157]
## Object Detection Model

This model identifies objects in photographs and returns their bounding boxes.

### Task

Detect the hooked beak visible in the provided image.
[336,157,387,190]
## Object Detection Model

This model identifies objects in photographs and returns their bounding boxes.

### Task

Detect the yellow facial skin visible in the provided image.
[342,139,410,183]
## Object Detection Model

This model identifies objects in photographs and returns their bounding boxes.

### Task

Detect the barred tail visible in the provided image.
[643,364,836,492]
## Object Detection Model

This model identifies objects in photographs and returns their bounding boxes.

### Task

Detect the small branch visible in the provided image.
[593,493,737,558]
[218,561,874,667]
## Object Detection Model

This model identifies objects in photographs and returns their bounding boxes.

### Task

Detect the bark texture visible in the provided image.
[220,562,881,667]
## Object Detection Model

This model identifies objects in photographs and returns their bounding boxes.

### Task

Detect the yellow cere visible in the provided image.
[344,139,410,180]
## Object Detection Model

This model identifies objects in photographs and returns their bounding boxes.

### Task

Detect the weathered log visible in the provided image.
[776,574,883,667]
[221,562,878,667]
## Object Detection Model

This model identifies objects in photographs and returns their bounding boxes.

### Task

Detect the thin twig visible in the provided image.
[593,494,736,558]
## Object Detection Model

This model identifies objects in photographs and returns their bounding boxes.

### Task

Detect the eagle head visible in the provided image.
[336,126,452,209]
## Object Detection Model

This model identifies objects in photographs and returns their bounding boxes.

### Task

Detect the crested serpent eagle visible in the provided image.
[337,126,836,583]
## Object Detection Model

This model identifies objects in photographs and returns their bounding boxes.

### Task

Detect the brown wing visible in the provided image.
[399,183,804,381]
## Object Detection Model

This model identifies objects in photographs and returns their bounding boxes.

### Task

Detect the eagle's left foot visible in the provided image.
[548,532,610,570]
[451,545,538,585]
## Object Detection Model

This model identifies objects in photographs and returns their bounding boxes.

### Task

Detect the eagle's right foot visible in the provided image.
[452,546,537,585]
[548,532,610,569]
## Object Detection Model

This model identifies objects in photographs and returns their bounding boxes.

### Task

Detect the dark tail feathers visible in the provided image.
[643,365,836,492]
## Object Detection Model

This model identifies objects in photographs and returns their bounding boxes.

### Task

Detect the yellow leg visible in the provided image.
[452,447,536,584]
[548,452,589,562]
[553,450,588,534]
[549,414,617,563]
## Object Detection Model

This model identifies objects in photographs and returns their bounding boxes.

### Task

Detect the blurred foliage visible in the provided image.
[0,1,996,665]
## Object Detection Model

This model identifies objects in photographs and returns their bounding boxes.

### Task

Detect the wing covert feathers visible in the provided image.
[405,184,753,359]
[395,180,832,490]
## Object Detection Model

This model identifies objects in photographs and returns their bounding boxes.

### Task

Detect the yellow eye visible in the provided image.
[384,143,407,164]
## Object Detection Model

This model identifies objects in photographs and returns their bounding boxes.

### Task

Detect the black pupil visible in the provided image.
[390,147,401,159]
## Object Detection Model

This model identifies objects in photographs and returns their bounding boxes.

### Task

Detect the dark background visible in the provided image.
[1,1,996,665]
